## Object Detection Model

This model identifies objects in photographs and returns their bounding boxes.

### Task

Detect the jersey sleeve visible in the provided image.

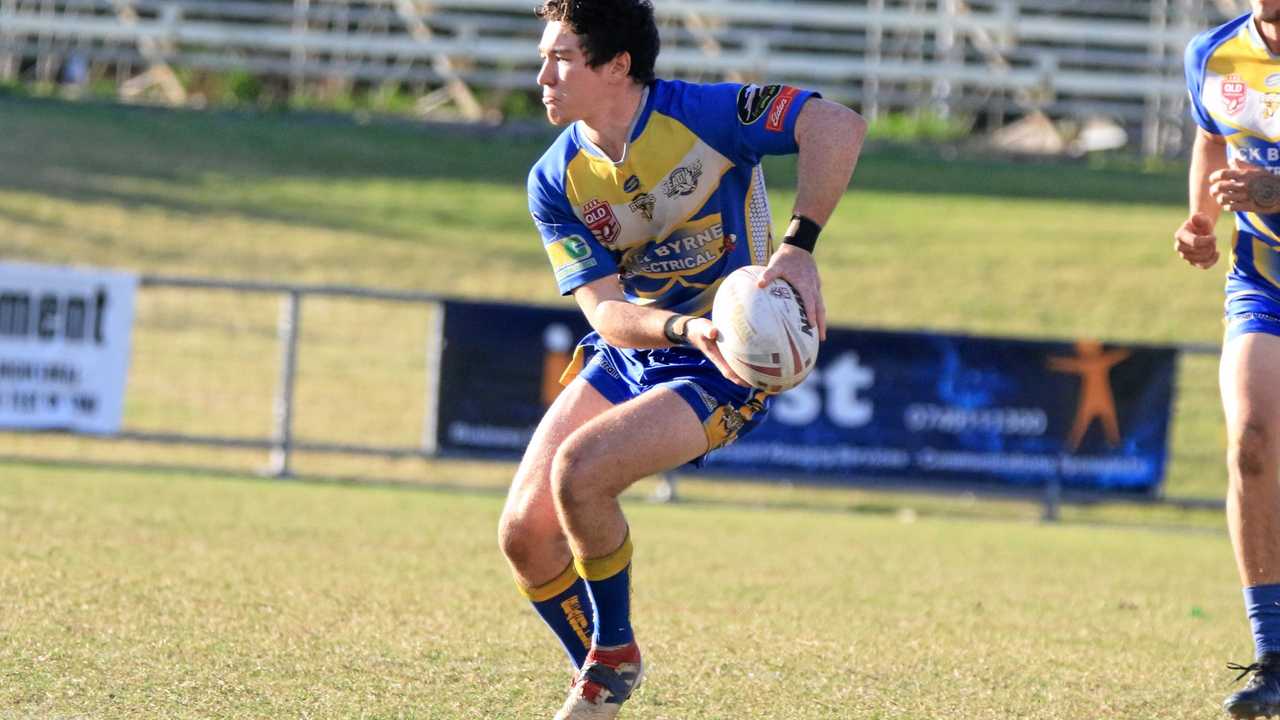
[527,166,619,296]
[668,81,821,164]
[1184,31,1222,135]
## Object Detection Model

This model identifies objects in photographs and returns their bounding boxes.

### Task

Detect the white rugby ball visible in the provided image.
[711,265,819,393]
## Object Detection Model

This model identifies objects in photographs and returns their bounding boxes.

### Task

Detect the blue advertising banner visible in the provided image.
[436,300,1177,494]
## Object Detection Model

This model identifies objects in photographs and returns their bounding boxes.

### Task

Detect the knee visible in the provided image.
[551,436,602,510]
[1228,420,1277,485]
[498,507,552,567]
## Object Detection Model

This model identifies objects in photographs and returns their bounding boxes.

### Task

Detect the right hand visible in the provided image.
[1173,212,1219,269]
[685,317,750,388]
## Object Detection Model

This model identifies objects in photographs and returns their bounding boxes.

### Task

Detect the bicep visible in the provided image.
[1197,126,1226,149]
[794,98,865,146]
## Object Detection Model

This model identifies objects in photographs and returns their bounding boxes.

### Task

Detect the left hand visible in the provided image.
[1209,158,1280,214]
[757,244,826,341]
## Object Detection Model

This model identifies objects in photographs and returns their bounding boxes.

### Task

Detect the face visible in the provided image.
[1254,0,1280,23]
[536,21,614,126]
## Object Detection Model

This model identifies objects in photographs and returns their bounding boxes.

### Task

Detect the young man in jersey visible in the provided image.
[1178,1,1280,716]
[496,1,865,717]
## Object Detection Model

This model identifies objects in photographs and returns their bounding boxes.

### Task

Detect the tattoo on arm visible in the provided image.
[1247,173,1280,209]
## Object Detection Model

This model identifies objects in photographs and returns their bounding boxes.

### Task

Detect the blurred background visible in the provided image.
[1,3,1268,718]
[0,0,1244,507]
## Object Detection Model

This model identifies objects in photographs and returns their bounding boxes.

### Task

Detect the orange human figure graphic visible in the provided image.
[1047,340,1131,450]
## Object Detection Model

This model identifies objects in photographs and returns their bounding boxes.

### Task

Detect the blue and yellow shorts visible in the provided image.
[1225,286,1280,342]
[563,331,770,465]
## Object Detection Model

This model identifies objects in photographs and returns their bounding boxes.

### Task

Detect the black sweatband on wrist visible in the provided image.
[782,214,821,254]
[663,314,690,346]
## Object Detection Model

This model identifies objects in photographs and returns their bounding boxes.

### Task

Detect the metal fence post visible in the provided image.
[421,301,444,456]
[268,290,302,478]
[1042,475,1061,522]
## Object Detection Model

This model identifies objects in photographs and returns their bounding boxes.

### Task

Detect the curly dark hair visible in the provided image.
[535,0,659,85]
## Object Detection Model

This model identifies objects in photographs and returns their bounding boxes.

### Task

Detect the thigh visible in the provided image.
[558,386,711,499]
[503,377,614,524]
[1221,331,1280,440]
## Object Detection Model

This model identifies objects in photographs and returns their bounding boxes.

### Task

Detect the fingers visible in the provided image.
[1231,157,1265,172]
[756,265,778,288]
[1173,224,1218,268]
[692,320,751,387]
[1189,212,1215,233]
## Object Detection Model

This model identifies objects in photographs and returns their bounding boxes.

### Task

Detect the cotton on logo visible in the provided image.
[771,351,874,427]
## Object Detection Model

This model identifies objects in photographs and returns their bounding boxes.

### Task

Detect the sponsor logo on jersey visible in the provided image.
[623,175,641,194]
[582,198,621,245]
[546,234,598,282]
[1267,73,1280,88]
[662,159,703,198]
[626,223,726,276]
[736,84,782,125]
[1223,74,1247,115]
[628,192,656,221]
[766,86,801,132]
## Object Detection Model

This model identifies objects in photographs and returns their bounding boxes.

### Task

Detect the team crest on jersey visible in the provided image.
[628,192,656,221]
[1265,92,1280,119]
[1223,74,1247,115]
[737,84,782,125]
[582,198,621,245]
[662,159,703,198]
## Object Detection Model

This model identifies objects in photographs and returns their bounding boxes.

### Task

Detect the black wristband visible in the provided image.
[663,314,690,346]
[782,214,821,254]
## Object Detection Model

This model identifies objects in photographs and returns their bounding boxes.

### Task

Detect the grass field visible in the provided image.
[0,95,1256,718]
[0,463,1251,719]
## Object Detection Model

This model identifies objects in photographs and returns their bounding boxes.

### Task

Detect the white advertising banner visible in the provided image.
[0,262,138,434]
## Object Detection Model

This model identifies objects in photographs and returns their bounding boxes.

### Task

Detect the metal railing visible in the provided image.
[0,0,1236,154]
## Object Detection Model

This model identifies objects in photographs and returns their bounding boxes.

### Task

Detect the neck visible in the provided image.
[1257,15,1280,54]
[580,82,646,162]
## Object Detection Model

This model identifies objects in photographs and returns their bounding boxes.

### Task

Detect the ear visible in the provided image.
[608,51,632,82]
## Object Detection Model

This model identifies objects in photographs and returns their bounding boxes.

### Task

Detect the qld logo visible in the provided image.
[1222,74,1247,115]
[582,198,620,245]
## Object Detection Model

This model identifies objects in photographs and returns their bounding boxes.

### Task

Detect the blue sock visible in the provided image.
[1244,584,1280,659]
[521,563,594,668]
[576,534,635,648]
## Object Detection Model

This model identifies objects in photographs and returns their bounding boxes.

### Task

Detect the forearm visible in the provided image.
[590,299,680,349]
[1191,130,1228,220]
[792,100,867,226]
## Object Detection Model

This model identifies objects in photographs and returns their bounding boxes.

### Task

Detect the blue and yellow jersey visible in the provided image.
[1186,12,1280,298]
[528,79,818,317]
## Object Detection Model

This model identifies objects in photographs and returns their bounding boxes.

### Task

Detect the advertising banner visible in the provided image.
[436,300,1176,494]
[0,262,138,434]
[705,328,1176,494]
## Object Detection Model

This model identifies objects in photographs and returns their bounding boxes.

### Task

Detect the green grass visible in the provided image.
[0,463,1248,719]
[0,94,1228,504]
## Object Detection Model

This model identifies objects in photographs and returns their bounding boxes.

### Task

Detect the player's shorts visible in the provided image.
[562,331,771,466]
[1224,279,1280,342]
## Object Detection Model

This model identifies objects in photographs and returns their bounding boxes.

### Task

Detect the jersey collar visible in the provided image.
[575,83,655,166]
